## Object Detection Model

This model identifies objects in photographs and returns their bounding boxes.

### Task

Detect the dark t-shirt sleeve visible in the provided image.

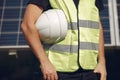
[28,0,51,11]
[95,0,104,12]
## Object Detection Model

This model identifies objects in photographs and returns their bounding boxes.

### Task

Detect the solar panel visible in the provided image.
[100,0,111,44]
[0,0,112,49]
[0,0,28,47]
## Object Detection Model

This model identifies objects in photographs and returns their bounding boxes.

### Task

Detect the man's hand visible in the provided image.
[41,61,58,80]
[94,62,107,80]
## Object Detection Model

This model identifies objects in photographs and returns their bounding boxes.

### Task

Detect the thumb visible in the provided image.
[94,68,99,73]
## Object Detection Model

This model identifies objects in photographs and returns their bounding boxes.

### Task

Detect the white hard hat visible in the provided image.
[35,9,68,44]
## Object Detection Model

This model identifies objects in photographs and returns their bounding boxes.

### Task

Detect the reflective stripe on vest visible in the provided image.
[46,0,99,72]
[68,20,99,30]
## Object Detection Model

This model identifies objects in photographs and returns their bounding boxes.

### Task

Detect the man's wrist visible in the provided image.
[98,58,106,64]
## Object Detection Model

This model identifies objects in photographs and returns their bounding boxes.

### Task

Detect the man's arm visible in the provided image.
[98,20,105,66]
[21,4,58,80]
[94,20,107,80]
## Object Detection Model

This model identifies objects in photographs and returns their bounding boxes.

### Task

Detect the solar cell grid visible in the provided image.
[5,0,21,7]
[0,0,112,48]
[103,0,108,4]
[100,0,111,44]
[0,0,4,7]
[0,0,27,47]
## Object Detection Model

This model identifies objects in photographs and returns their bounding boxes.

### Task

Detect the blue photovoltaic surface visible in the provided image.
[100,0,111,44]
[0,0,28,46]
[0,0,111,46]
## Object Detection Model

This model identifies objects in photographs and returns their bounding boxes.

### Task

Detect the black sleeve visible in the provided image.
[28,0,52,11]
[95,0,104,12]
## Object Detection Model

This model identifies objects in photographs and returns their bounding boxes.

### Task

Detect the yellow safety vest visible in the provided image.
[44,0,99,72]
